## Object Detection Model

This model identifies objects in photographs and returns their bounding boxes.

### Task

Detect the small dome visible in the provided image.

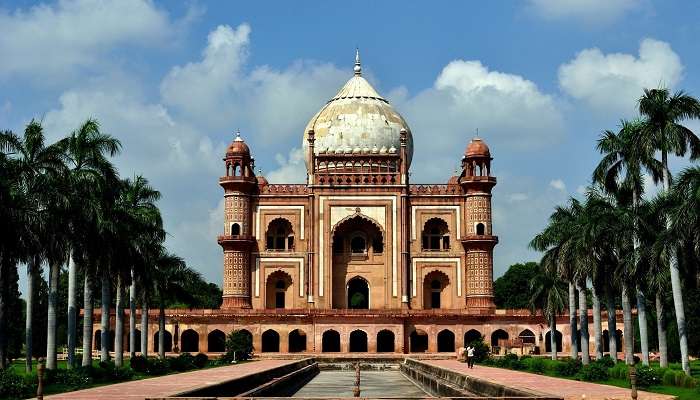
[379,146,387,154]
[465,137,490,158]
[388,146,397,154]
[371,145,379,154]
[257,174,269,186]
[227,131,250,156]
[448,175,460,185]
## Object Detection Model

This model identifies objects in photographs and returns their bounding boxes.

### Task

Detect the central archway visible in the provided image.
[410,329,428,353]
[377,330,395,353]
[261,329,280,352]
[347,277,369,309]
[289,329,307,353]
[331,214,383,309]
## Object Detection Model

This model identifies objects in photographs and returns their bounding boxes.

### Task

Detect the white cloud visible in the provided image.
[267,147,306,184]
[392,60,565,182]
[160,24,347,143]
[558,38,683,113]
[0,0,184,81]
[549,179,567,191]
[528,0,643,24]
[508,193,529,202]
[576,185,587,195]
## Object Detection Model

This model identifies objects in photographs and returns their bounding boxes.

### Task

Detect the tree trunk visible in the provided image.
[25,257,38,372]
[578,281,590,364]
[82,274,93,367]
[141,289,149,357]
[568,281,578,359]
[636,285,650,366]
[129,268,136,358]
[100,269,110,362]
[662,149,690,375]
[655,291,668,368]
[115,275,124,367]
[605,279,618,361]
[46,261,59,369]
[592,288,603,360]
[550,315,557,361]
[621,282,635,365]
[67,254,77,369]
[158,303,165,359]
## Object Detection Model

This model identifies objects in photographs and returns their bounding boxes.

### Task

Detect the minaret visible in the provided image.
[460,136,498,310]
[218,131,257,308]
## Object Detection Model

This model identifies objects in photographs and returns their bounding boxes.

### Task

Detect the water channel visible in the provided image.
[292,371,430,398]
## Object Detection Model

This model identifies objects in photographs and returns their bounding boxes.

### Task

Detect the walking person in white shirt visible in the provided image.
[466,345,475,368]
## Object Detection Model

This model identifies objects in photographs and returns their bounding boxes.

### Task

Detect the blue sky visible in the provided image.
[2,0,699,293]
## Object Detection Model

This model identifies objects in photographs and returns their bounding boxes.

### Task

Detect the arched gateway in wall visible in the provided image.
[92,52,598,357]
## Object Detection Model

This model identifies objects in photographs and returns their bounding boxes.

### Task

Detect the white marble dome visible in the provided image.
[303,51,413,171]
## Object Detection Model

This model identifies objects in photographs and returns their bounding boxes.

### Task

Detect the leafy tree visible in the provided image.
[493,262,539,309]
[222,330,253,362]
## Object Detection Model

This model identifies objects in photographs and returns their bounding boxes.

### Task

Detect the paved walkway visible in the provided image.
[426,360,674,400]
[44,359,295,399]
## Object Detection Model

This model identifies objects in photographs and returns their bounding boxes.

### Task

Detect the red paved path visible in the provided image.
[426,360,674,400]
[44,359,295,399]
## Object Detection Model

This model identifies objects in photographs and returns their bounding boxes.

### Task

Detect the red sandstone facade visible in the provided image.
[92,54,625,357]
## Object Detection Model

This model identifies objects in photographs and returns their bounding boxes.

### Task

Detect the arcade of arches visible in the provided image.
[92,317,625,355]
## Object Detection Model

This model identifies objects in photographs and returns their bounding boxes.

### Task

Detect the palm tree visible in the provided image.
[152,250,191,359]
[639,195,673,368]
[529,252,566,360]
[593,119,664,366]
[58,119,120,367]
[111,176,163,366]
[639,88,700,374]
[117,176,163,361]
[530,198,583,360]
[0,122,66,370]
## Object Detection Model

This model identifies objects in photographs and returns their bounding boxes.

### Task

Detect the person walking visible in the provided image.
[466,345,475,368]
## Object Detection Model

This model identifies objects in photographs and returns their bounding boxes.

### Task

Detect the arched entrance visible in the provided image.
[347,277,369,309]
[181,329,199,353]
[437,329,455,352]
[153,330,172,352]
[331,214,383,309]
[602,329,622,353]
[518,329,536,344]
[423,271,450,309]
[410,330,429,353]
[349,330,368,352]
[322,330,340,352]
[289,329,307,353]
[262,329,280,352]
[545,330,563,352]
[464,329,482,346]
[377,330,395,353]
[208,330,226,352]
[491,329,509,347]
[266,270,292,309]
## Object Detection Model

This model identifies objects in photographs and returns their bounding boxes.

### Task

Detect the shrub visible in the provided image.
[130,355,148,373]
[111,366,134,382]
[147,357,170,375]
[468,337,491,363]
[529,357,546,374]
[221,330,253,363]
[45,367,92,388]
[170,353,195,372]
[0,369,34,399]
[662,369,676,386]
[555,358,582,377]
[609,362,629,380]
[194,353,209,368]
[635,366,661,388]
[576,363,609,382]
[597,355,616,368]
